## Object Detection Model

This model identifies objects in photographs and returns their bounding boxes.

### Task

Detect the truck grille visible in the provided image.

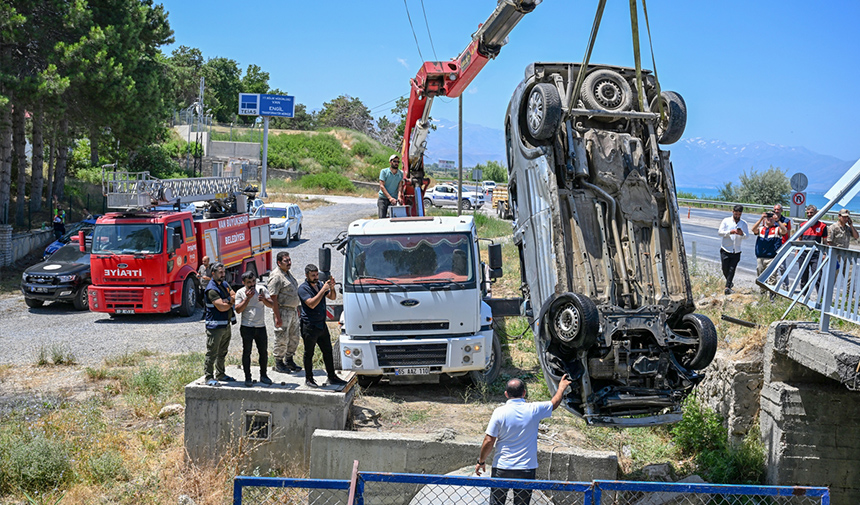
[104,277,145,283]
[372,322,449,332]
[104,290,144,310]
[376,344,447,367]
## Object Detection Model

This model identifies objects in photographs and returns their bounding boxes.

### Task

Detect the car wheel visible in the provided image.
[546,293,599,353]
[524,83,562,141]
[469,330,503,386]
[73,284,90,311]
[672,313,717,370]
[178,277,197,317]
[295,225,302,241]
[580,69,633,121]
[461,199,472,211]
[650,91,687,145]
[284,230,290,247]
[25,297,44,308]
[423,198,432,210]
[357,375,382,388]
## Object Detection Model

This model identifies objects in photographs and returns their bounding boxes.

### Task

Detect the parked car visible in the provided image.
[23,243,92,310]
[253,203,302,246]
[43,217,99,259]
[423,184,485,210]
[482,180,497,194]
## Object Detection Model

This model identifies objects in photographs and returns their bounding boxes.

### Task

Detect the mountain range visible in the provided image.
[424,118,854,193]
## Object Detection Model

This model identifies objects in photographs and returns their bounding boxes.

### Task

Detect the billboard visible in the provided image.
[238,93,295,117]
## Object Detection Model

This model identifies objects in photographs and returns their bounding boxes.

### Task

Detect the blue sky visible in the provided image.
[162,0,860,161]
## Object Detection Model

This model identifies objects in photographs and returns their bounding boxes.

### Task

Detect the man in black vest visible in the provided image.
[298,264,347,388]
[203,262,236,386]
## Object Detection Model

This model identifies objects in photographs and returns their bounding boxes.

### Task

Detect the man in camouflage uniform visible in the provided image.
[267,251,302,373]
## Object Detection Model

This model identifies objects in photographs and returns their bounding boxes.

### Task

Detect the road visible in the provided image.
[0,197,749,366]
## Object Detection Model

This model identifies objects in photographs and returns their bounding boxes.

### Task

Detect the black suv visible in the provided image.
[22,243,92,310]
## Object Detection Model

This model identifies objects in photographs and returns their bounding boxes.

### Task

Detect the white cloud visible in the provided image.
[468,87,479,95]
[397,58,409,69]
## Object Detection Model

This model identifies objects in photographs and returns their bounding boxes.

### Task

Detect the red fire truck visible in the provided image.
[87,172,272,316]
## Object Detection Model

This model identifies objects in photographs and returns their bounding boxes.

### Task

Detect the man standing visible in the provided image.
[378,154,404,218]
[52,210,66,241]
[198,256,212,285]
[828,209,859,248]
[773,204,792,289]
[267,252,302,373]
[717,205,750,295]
[298,264,346,388]
[752,211,787,295]
[235,271,276,387]
[798,204,829,292]
[475,375,573,505]
[203,262,236,386]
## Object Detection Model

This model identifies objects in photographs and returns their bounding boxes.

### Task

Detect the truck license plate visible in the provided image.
[116,309,135,314]
[395,367,430,375]
[32,287,48,293]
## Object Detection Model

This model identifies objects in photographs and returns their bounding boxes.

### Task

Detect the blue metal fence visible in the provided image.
[234,472,829,505]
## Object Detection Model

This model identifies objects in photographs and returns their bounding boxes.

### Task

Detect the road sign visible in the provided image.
[259,94,294,117]
[790,173,808,192]
[791,191,807,218]
[238,93,260,115]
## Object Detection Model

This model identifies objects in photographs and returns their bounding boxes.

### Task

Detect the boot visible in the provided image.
[285,357,303,372]
[260,373,273,385]
[274,358,291,374]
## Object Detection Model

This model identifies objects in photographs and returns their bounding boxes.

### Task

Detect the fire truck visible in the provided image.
[87,172,272,316]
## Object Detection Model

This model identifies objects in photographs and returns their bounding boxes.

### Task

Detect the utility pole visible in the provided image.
[457,96,463,216]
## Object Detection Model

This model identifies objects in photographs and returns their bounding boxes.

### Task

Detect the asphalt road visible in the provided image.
[0,198,749,366]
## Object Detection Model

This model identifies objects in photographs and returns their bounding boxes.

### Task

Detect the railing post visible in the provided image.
[819,246,839,332]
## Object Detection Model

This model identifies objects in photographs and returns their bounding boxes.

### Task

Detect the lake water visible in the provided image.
[676,186,860,214]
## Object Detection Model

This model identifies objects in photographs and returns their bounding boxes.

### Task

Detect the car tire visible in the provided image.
[469,330,503,386]
[294,225,302,241]
[524,83,562,141]
[673,313,717,370]
[423,198,432,210]
[178,277,197,317]
[649,91,687,145]
[580,69,633,121]
[25,297,44,309]
[73,284,90,311]
[546,293,599,352]
[357,375,382,388]
[284,230,290,247]
[461,199,472,211]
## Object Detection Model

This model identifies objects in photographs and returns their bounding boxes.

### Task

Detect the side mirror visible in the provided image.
[488,243,503,279]
[78,231,86,252]
[319,247,332,282]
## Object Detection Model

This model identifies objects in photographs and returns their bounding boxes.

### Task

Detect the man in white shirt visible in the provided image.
[235,271,277,387]
[718,205,750,295]
[475,374,572,505]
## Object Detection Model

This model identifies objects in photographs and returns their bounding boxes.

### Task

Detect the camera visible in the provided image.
[765,212,774,218]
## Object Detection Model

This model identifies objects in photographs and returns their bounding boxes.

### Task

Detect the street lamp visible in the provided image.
[185,102,197,171]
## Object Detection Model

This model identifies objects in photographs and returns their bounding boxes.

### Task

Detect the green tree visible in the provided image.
[203,56,241,123]
[168,45,204,110]
[736,166,790,206]
[318,95,373,133]
[476,160,507,183]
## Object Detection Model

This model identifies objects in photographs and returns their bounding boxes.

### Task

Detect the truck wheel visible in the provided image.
[357,375,382,388]
[580,69,633,121]
[423,198,432,209]
[547,293,599,352]
[178,277,197,317]
[469,330,502,386]
[461,199,472,211]
[73,284,90,311]
[25,297,44,308]
[672,313,717,370]
[650,91,687,145]
[525,83,562,141]
[333,339,342,370]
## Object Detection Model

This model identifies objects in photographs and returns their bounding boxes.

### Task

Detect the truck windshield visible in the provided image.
[92,224,163,255]
[345,233,475,287]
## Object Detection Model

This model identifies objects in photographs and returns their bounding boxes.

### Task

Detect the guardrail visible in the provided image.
[677,198,841,221]
[233,472,830,505]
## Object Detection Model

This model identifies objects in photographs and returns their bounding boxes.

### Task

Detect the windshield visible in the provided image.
[92,224,163,254]
[49,245,90,264]
[345,233,475,287]
[59,222,90,242]
[257,207,288,219]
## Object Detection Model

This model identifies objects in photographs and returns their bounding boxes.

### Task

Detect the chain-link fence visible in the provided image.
[234,473,829,505]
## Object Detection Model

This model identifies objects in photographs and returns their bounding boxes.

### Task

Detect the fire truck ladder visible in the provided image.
[103,171,243,209]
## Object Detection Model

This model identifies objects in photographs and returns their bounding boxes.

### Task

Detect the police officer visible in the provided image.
[203,262,236,386]
[267,251,303,373]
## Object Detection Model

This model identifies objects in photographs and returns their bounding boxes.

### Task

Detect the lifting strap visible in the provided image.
[636,0,665,118]
[566,0,607,114]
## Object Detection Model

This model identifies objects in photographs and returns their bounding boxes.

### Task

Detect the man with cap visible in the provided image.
[798,204,828,293]
[828,209,859,249]
[378,154,404,218]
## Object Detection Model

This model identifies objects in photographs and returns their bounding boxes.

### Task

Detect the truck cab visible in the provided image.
[332,216,502,387]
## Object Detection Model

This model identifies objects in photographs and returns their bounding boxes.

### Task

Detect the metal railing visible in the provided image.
[233,472,830,505]
[677,198,842,222]
[102,171,243,209]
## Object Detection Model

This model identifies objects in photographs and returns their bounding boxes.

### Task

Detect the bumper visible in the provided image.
[89,285,172,314]
[21,283,78,302]
[338,333,493,375]
[270,227,288,240]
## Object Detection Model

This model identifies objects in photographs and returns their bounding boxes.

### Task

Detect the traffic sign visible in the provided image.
[790,173,808,192]
[793,192,805,206]
[791,191,807,219]
[238,93,260,115]
[259,94,294,117]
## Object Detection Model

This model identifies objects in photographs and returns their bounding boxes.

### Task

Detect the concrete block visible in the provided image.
[184,366,354,471]
[765,321,860,386]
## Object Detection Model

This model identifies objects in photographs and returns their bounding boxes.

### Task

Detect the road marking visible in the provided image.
[685,232,720,241]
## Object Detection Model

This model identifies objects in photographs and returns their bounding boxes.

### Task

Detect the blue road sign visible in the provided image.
[238,93,260,116]
[259,94,294,117]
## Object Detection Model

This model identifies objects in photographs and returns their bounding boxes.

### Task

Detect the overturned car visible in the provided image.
[505,62,716,426]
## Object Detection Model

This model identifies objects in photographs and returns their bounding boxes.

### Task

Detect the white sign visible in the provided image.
[239,93,260,116]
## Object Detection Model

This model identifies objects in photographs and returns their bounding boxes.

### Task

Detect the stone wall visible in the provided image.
[0,225,54,267]
[695,351,763,444]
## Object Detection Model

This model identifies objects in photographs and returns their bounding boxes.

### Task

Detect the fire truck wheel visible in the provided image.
[24,297,44,308]
[469,330,502,386]
[73,284,90,311]
[178,277,197,317]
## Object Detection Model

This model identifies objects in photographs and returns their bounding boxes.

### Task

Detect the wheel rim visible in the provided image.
[527,90,544,133]
[81,285,89,309]
[553,302,580,342]
[186,281,196,308]
[593,79,624,109]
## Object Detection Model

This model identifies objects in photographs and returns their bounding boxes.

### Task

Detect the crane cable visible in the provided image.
[403,0,425,63]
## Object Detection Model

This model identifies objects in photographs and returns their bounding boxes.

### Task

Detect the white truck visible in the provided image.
[320,215,503,387]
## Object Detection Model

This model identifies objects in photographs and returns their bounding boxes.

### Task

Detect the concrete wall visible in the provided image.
[0,225,54,266]
[185,380,354,471]
[696,351,763,444]
[310,430,617,505]
[209,141,260,161]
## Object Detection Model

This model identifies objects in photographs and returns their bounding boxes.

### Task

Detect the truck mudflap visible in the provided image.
[483,297,524,318]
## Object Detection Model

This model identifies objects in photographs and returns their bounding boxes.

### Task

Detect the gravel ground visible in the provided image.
[0,195,376,366]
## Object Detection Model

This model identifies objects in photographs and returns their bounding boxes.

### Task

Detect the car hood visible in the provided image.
[268,217,288,225]
[25,261,89,276]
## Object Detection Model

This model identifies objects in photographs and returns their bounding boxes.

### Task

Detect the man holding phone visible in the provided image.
[235,271,276,387]
[298,264,347,388]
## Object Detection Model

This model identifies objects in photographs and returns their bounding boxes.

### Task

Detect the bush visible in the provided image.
[300,172,355,192]
[7,435,72,492]
[128,366,166,397]
[350,141,374,157]
[128,145,191,179]
[268,133,350,171]
[87,450,128,484]
[672,395,727,454]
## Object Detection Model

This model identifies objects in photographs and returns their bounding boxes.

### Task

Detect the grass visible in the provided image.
[35,343,77,366]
